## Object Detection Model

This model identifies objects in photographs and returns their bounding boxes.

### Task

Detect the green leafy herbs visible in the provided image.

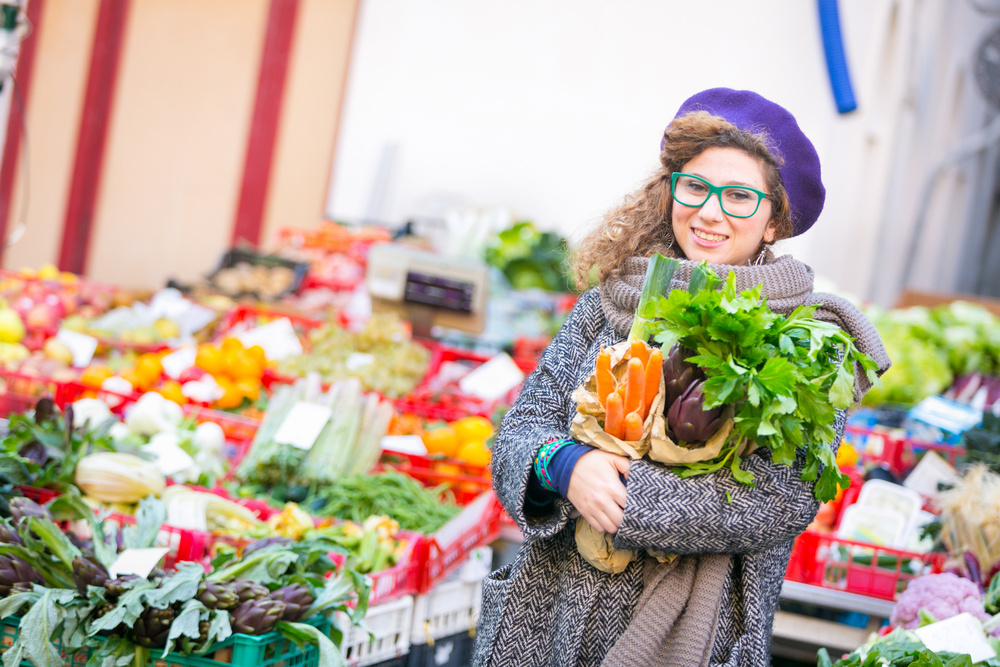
[483,220,572,292]
[641,255,880,502]
[817,627,992,667]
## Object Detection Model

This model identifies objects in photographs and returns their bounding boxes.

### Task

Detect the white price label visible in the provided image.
[273,402,332,450]
[914,613,996,663]
[459,353,524,401]
[108,548,170,579]
[902,450,959,498]
[56,329,99,368]
[380,435,427,456]
[161,346,197,379]
[141,438,196,476]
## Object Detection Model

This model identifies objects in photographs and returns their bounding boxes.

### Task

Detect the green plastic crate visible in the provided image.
[2,615,330,667]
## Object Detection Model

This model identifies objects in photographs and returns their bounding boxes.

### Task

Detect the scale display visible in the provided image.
[403,271,475,313]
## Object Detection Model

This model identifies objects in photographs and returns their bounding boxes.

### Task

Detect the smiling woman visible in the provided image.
[474,88,891,667]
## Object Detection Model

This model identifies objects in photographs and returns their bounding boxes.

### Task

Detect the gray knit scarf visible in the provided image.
[598,252,891,667]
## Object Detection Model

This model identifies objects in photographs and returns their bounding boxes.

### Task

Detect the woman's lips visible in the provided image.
[691,227,728,247]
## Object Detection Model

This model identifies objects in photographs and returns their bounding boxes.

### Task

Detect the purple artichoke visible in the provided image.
[667,379,724,444]
[230,578,270,604]
[0,522,24,546]
[197,580,239,610]
[72,556,110,596]
[105,574,140,599]
[133,606,177,648]
[271,584,315,622]
[17,441,49,467]
[662,345,703,413]
[242,536,292,557]
[9,496,51,527]
[231,598,287,635]
[0,553,44,596]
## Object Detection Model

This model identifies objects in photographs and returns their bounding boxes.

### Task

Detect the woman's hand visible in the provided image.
[567,450,631,533]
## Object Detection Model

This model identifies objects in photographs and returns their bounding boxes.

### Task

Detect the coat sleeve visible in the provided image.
[612,409,847,555]
[490,289,608,540]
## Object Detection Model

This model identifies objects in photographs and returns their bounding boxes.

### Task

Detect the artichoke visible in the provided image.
[72,556,111,596]
[662,345,703,413]
[133,606,177,648]
[17,440,49,467]
[105,574,140,599]
[0,522,23,545]
[32,397,56,424]
[242,536,292,557]
[0,553,43,596]
[179,620,212,654]
[197,580,239,611]
[666,379,724,444]
[9,496,51,527]
[230,578,270,604]
[271,583,315,622]
[231,598,287,635]
[9,581,35,595]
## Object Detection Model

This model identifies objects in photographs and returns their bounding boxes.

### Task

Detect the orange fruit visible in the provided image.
[422,426,459,458]
[452,416,493,445]
[235,377,261,403]
[214,376,243,410]
[156,380,187,405]
[225,348,263,381]
[456,439,492,468]
[195,344,224,375]
[247,344,267,367]
[80,364,114,389]
[134,353,164,388]
[220,337,244,354]
[118,369,140,392]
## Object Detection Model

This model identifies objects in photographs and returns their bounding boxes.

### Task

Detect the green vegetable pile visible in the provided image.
[310,469,460,534]
[818,627,1000,666]
[634,256,879,502]
[961,413,1000,473]
[863,301,1000,406]
[483,220,571,292]
[0,490,368,667]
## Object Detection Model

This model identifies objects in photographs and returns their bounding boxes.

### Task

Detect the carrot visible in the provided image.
[605,392,625,440]
[623,357,644,416]
[630,340,649,369]
[642,348,663,419]
[595,349,615,407]
[624,411,643,441]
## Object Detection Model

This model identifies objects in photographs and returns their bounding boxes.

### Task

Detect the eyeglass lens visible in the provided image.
[673,175,762,217]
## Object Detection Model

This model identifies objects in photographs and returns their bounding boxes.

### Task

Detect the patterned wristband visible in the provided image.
[533,437,574,492]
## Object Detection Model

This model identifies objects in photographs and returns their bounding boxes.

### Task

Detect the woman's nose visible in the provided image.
[698,192,726,222]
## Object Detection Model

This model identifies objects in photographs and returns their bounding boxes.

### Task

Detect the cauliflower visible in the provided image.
[890,573,991,629]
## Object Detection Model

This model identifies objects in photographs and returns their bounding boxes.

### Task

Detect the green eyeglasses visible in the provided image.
[670,173,770,219]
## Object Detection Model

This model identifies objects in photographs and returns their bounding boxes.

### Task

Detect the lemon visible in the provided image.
[452,416,493,445]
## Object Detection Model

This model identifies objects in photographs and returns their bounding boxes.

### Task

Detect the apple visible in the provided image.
[25,302,60,331]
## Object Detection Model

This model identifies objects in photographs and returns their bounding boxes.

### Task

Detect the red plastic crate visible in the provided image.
[415,491,502,593]
[0,368,89,418]
[784,528,946,601]
[103,512,212,570]
[15,485,61,504]
[366,531,421,605]
[395,343,524,421]
[843,425,966,477]
[215,304,326,344]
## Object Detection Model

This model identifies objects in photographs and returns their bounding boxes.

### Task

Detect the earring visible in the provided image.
[750,246,768,266]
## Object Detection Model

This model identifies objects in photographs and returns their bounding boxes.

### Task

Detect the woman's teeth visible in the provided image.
[693,229,727,242]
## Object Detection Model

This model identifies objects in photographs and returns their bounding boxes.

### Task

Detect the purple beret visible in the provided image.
[665,88,825,237]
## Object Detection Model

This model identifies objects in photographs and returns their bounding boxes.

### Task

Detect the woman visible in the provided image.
[473,88,890,667]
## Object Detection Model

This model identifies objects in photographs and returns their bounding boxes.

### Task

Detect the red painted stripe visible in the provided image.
[0,0,44,262]
[58,0,130,275]
[231,0,300,248]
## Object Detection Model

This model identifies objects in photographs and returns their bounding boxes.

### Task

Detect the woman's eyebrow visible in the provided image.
[689,172,760,188]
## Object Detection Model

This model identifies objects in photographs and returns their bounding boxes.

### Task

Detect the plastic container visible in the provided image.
[0,368,87,418]
[409,573,483,646]
[339,595,414,667]
[405,634,474,667]
[843,424,966,477]
[784,528,946,601]
[417,492,502,593]
[368,533,422,606]
[1,615,329,667]
[208,249,309,301]
[102,513,212,570]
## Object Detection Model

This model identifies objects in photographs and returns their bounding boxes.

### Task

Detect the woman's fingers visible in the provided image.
[567,450,630,533]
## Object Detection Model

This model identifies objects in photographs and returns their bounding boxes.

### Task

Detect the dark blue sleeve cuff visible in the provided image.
[549,443,596,498]
[525,470,558,517]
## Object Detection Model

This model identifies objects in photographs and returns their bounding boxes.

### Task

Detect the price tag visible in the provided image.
[345,352,374,371]
[380,435,427,456]
[56,329,98,368]
[459,353,524,401]
[908,395,984,434]
[236,318,303,361]
[141,437,196,476]
[914,613,996,663]
[108,547,170,579]
[161,346,197,379]
[273,402,332,450]
[902,450,959,498]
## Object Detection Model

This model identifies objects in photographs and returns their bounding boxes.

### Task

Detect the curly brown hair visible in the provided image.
[570,111,794,290]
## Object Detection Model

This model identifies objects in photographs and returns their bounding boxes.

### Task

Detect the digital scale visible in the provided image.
[365,243,489,336]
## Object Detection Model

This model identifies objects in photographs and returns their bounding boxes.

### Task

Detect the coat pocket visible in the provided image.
[472,564,513,666]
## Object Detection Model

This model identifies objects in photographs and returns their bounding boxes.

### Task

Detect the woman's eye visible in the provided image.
[725,189,753,202]
[686,181,708,194]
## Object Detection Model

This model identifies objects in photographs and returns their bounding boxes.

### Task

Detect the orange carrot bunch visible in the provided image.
[596,342,662,441]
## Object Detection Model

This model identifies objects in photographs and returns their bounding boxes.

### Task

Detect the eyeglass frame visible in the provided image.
[669,172,771,219]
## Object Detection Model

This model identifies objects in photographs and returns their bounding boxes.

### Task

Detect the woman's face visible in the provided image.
[670,146,776,266]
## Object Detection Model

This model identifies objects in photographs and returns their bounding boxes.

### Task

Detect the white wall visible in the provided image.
[328,0,994,304]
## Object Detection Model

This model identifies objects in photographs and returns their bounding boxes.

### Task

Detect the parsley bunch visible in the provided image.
[638,256,879,502]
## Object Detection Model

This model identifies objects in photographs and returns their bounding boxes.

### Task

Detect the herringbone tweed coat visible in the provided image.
[473,288,848,667]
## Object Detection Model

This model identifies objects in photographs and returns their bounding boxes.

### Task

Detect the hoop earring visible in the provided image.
[750,245,768,267]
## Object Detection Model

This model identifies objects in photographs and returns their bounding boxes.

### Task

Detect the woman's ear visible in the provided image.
[763,223,776,244]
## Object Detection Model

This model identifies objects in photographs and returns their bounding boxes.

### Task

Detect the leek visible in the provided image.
[628,253,680,342]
